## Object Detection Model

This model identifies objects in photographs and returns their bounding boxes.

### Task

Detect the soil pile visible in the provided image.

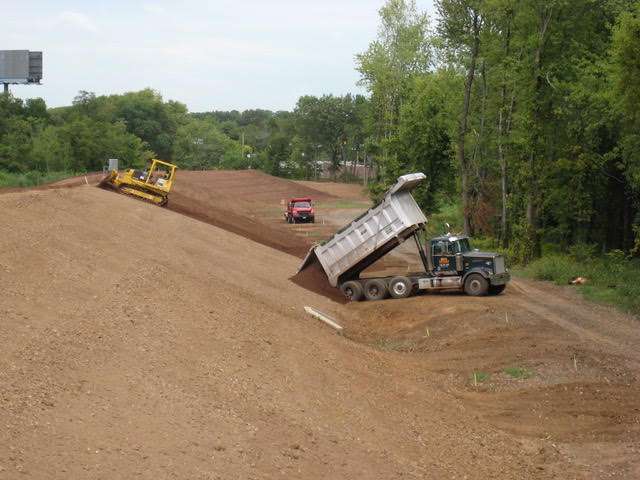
[290,256,347,304]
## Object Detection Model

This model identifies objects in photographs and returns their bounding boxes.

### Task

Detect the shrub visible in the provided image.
[520,254,640,315]
[504,367,533,379]
[568,243,597,262]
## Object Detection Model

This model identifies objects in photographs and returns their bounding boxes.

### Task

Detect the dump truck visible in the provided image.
[285,197,315,223]
[100,159,177,207]
[298,172,510,301]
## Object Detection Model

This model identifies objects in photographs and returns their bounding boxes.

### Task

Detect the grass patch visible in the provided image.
[471,371,490,384]
[517,252,640,315]
[503,367,533,379]
[0,171,74,188]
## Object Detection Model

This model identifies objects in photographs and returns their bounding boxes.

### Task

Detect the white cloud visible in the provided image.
[56,11,98,33]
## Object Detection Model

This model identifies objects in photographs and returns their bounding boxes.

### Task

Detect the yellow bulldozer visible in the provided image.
[100,159,177,206]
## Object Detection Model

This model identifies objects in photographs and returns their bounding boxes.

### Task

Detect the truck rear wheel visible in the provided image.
[389,276,412,299]
[464,274,489,296]
[340,281,363,301]
[363,279,388,301]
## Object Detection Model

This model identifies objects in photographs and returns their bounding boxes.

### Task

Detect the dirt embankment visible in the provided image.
[169,171,640,478]
[2,171,640,478]
[0,185,563,479]
[165,171,369,301]
[166,171,337,258]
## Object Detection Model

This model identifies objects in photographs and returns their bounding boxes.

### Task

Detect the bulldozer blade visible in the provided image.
[98,171,118,189]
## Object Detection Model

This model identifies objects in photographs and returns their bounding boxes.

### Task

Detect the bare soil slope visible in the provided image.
[2,171,639,479]
[0,185,564,479]
[167,170,338,257]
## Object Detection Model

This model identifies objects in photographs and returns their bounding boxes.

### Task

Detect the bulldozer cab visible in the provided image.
[140,159,176,193]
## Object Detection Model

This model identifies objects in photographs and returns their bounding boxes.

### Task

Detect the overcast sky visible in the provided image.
[3,0,434,112]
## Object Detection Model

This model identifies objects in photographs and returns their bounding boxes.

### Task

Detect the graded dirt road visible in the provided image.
[1,171,639,479]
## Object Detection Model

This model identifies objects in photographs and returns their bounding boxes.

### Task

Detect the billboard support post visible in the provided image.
[0,51,43,93]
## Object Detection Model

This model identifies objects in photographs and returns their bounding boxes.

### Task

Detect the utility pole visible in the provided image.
[314,144,322,180]
[241,132,245,164]
[363,154,368,186]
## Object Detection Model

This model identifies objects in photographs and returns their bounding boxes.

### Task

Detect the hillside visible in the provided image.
[1,174,639,479]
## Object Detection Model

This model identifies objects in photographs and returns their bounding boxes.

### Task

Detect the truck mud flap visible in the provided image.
[298,247,318,272]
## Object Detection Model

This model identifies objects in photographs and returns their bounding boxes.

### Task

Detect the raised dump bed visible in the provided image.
[299,173,427,287]
[299,172,511,301]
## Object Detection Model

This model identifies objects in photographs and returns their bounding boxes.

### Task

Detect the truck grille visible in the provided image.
[494,256,505,274]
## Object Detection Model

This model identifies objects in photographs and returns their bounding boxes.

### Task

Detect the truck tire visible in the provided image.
[363,279,388,301]
[464,274,489,296]
[389,276,412,299]
[488,284,506,295]
[340,281,363,301]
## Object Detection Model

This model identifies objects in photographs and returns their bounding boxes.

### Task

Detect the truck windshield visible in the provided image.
[452,238,471,253]
[294,201,311,208]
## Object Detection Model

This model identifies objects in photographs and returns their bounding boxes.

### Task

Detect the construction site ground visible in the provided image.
[1,170,639,479]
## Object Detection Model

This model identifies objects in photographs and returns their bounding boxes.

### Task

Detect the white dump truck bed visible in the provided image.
[299,173,427,287]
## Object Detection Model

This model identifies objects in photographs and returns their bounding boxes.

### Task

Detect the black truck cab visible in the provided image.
[425,235,510,295]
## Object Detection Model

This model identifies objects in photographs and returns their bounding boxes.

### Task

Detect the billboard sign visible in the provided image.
[0,50,43,84]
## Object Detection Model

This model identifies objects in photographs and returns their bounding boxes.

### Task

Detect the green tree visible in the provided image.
[611,3,640,254]
[173,119,244,170]
[295,95,360,179]
[356,0,431,181]
[392,72,460,212]
[436,0,484,236]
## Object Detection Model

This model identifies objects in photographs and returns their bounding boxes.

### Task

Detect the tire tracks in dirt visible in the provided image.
[510,279,640,362]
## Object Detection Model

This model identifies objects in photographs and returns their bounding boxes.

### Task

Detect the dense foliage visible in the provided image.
[352,0,640,262]
[0,88,247,184]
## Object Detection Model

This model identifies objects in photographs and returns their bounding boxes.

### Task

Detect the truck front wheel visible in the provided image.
[363,279,388,301]
[389,276,412,299]
[340,281,363,301]
[464,274,489,296]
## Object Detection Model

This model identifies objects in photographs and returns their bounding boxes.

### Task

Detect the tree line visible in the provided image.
[352,0,640,261]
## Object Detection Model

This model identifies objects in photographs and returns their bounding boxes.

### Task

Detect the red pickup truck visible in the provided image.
[285,197,315,223]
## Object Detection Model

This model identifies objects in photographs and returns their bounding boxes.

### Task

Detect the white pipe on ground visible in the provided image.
[304,306,343,332]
